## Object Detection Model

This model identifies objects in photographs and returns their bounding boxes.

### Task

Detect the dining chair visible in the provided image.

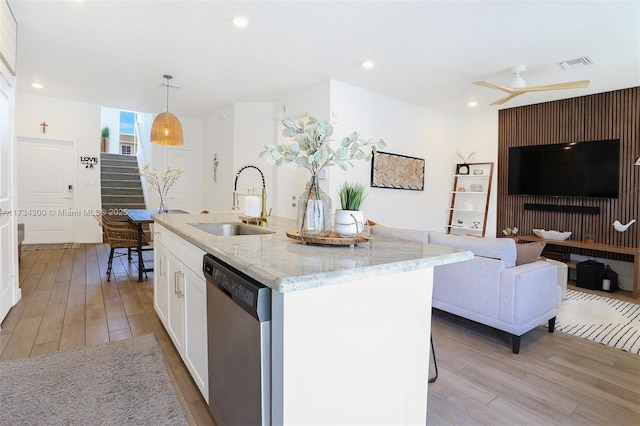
[99,214,151,282]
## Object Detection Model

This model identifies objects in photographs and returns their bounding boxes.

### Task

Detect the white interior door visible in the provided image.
[166,148,195,213]
[17,137,75,244]
[0,71,17,325]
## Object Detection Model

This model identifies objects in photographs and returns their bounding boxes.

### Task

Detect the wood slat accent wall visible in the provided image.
[497,87,639,255]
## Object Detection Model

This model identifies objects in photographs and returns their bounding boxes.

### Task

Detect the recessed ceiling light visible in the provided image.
[31,82,43,89]
[361,60,375,70]
[232,16,249,28]
[467,101,478,108]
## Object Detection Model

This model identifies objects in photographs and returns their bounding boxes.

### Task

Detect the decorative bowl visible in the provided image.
[532,229,572,241]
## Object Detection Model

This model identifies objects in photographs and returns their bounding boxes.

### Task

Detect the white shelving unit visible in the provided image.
[446,162,494,237]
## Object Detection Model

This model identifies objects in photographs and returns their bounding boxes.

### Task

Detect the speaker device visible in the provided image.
[524,204,600,214]
[576,260,604,290]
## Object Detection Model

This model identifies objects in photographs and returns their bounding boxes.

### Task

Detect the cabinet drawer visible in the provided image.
[183,240,205,276]
[154,223,204,275]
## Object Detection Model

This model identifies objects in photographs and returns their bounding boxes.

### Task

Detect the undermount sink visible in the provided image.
[188,221,274,236]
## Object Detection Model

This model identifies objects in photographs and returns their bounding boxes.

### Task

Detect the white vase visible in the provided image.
[334,209,364,237]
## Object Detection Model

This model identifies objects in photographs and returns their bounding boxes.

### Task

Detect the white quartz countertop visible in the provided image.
[152,213,473,293]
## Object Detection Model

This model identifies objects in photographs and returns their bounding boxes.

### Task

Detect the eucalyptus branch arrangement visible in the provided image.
[260,107,386,176]
[139,164,185,210]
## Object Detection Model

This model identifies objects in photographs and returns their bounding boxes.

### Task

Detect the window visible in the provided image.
[119,111,137,155]
[120,111,136,136]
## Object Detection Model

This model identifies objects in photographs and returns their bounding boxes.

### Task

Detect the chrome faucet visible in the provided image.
[232,165,268,223]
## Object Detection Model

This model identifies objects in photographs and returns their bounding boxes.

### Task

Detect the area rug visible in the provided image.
[0,334,188,425]
[554,289,640,354]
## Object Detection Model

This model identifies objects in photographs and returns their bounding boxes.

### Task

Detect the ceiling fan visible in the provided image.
[473,65,590,106]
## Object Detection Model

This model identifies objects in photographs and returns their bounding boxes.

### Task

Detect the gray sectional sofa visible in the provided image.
[371,224,561,353]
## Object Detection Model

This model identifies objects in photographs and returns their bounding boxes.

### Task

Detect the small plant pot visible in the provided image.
[585,239,595,245]
[335,210,364,237]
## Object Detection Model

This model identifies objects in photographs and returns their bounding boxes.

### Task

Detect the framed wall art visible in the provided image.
[370,151,425,191]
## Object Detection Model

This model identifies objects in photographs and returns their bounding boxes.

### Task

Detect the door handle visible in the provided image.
[177,272,185,298]
[159,256,166,277]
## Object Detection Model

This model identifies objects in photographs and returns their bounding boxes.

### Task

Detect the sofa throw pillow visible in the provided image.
[516,241,546,265]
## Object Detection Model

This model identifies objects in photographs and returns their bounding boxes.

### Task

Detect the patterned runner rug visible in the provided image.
[555,289,640,354]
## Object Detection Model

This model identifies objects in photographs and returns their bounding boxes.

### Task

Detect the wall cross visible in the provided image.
[40,121,48,134]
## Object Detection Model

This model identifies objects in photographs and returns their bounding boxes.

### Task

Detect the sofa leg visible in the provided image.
[548,316,556,333]
[511,335,521,354]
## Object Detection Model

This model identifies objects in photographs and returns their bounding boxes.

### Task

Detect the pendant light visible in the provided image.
[150,74,183,145]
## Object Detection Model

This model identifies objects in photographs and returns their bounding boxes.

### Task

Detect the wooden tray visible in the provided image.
[286,231,369,247]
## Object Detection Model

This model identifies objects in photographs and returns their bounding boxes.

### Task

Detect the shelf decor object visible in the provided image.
[371,151,425,190]
[532,229,572,241]
[447,162,494,237]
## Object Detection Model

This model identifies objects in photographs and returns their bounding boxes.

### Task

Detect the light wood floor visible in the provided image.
[1,244,639,425]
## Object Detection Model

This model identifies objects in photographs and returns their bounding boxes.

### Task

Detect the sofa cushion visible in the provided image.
[428,232,517,268]
[516,241,546,265]
[371,224,429,243]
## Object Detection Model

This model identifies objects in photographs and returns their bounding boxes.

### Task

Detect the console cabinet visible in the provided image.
[153,223,208,402]
[446,162,494,237]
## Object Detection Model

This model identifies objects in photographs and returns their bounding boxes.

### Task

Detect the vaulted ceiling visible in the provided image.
[9,0,640,119]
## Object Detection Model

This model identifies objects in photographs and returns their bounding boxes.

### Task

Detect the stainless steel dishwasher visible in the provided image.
[203,254,272,426]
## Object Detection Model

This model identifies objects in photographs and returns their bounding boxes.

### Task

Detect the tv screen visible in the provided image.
[508,139,620,198]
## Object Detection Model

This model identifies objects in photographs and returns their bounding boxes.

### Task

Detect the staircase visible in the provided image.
[100,153,146,212]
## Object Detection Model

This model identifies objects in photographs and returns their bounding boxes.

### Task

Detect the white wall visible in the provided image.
[455,111,499,237]
[201,103,274,215]
[202,105,235,213]
[232,103,274,216]
[272,81,331,219]
[328,80,458,232]
[149,116,204,213]
[16,94,103,243]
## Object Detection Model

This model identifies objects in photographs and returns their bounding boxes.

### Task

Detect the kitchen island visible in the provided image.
[152,212,472,425]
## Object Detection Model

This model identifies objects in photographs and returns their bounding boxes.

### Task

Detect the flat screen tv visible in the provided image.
[508,139,620,198]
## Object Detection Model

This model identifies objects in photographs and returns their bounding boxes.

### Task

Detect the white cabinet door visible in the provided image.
[152,223,208,401]
[166,250,185,356]
[153,240,169,327]
[183,264,208,403]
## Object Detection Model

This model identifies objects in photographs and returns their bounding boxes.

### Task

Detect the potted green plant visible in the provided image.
[101,127,109,152]
[584,233,595,244]
[335,182,367,237]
